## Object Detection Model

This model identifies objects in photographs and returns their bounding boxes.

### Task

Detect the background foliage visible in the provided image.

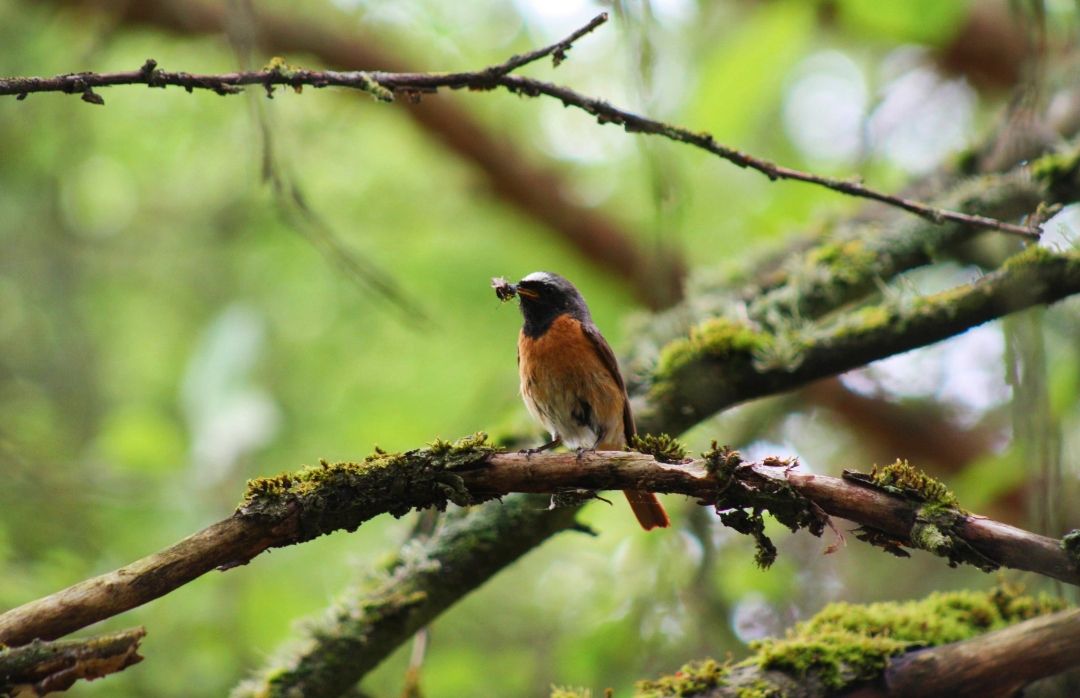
[2,0,1079,695]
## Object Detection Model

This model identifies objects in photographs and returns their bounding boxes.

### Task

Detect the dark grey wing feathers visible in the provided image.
[581,322,636,442]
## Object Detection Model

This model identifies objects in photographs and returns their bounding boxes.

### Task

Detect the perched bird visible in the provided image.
[495,271,670,530]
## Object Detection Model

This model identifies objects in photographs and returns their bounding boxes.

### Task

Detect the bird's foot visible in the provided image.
[520,437,562,459]
[574,446,596,462]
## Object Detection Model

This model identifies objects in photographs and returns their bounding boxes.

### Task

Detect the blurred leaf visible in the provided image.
[836,0,970,45]
[689,1,815,142]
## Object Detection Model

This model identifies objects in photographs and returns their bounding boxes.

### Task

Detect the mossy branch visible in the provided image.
[627,147,1080,388]
[743,171,1045,329]
[637,246,1080,435]
[232,494,581,698]
[0,627,146,696]
[633,585,1076,698]
[2,439,1076,650]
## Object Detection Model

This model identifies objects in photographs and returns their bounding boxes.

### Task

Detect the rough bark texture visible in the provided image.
[0,627,145,695]
[883,609,1080,698]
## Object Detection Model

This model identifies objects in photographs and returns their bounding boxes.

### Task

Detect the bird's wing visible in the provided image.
[581,321,636,442]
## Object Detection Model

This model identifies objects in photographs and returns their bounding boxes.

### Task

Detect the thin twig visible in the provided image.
[492,75,1041,238]
[489,12,608,74]
[0,15,1039,237]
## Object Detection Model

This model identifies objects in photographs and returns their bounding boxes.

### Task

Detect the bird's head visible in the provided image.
[502,271,591,336]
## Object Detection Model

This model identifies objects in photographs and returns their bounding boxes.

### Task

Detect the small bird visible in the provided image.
[495,271,670,530]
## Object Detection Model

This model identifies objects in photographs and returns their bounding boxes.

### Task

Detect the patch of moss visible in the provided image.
[753,584,1063,689]
[845,304,891,333]
[1001,243,1058,272]
[734,679,779,698]
[806,239,878,285]
[868,460,959,508]
[634,585,1063,697]
[702,442,742,482]
[239,433,497,543]
[636,659,729,697]
[631,433,689,463]
[703,443,826,568]
[720,508,777,568]
[846,462,999,570]
[654,318,771,381]
[1062,529,1080,569]
[1031,148,1080,187]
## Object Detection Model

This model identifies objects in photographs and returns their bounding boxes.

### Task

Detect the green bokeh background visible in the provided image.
[2,1,1078,696]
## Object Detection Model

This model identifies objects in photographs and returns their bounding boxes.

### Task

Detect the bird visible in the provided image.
[495,271,670,530]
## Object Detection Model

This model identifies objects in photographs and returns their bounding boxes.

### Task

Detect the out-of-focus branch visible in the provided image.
[636,592,1078,698]
[2,437,1077,650]
[4,15,1038,238]
[882,609,1080,698]
[232,494,582,698]
[636,246,1080,435]
[802,380,1004,474]
[48,0,686,309]
[624,163,1048,384]
[0,627,146,695]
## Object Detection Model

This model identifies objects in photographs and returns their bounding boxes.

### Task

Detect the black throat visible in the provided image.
[521,301,571,339]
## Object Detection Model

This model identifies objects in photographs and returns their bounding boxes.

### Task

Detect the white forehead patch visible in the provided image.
[521,271,555,283]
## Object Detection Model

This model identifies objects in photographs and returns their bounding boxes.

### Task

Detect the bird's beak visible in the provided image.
[514,285,538,299]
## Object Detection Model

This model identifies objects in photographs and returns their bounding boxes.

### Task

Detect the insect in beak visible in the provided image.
[492,277,518,301]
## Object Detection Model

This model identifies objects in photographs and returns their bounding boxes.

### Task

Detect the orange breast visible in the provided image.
[518,315,626,449]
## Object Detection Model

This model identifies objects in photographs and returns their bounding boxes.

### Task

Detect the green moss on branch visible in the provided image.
[637,248,1080,435]
[634,585,1065,697]
[843,460,1000,571]
[631,433,689,463]
[239,433,498,544]
[702,443,826,569]
[859,460,959,509]
[1064,529,1080,570]
[0,627,146,695]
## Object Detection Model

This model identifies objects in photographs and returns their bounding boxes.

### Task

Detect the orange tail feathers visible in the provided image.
[623,490,670,530]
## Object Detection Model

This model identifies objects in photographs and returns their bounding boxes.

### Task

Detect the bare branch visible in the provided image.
[1,439,1075,648]
[0,627,146,695]
[0,16,1039,237]
[489,12,608,74]
[492,75,1041,238]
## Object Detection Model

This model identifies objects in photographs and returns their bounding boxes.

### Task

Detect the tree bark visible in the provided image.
[0,627,145,695]
[2,445,1076,648]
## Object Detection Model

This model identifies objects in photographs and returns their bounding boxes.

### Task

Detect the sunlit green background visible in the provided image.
[2,0,1079,696]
